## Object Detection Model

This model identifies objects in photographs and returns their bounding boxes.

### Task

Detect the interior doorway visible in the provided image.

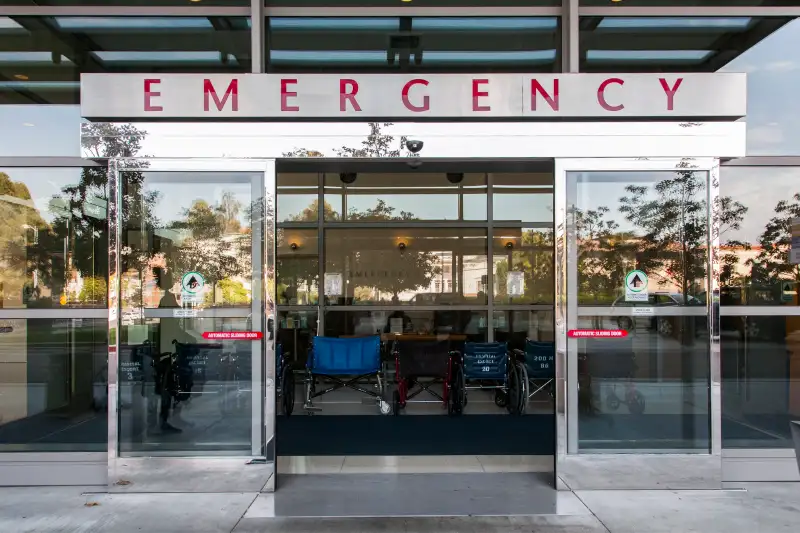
[274,159,557,479]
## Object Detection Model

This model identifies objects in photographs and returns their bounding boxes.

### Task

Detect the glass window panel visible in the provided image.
[268,16,560,73]
[581,1,800,5]
[721,315,800,448]
[577,314,710,450]
[0,16,250,107]
[276,308,318,368]
[572,168,711,451]
[118,316,253,453]
[120,171,257,309]
[493,227,554,305]
[324,228,488,306]
[492,172,553,225]
[324,171,487,221]
[277,229,319,305]
[0,318,107,452]
[324,309,489,342]
[493,309,554,349]
[573,169,709,306]
[579,15,790,74]
[720,166,800,305]
[0,1,248,5]
[277,172,320,222]
[0,167,108,309]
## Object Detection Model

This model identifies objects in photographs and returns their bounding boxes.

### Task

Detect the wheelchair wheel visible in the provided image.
[280,364,294,416]
[506,363,523,415]
[494,390,509,408]
[393,389,401,416]
[448,366,465,416]
[516,361,529,415]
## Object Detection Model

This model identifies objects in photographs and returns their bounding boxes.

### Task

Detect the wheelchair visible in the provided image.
[277,343,296,415]
[392,338,457,415]
[449,342,525,416]
[293,335,390,415]
[513,340,556,414]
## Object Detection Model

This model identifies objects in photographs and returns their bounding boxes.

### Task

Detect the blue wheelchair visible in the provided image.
[449,342,525,415]
[513,340,556,414]
[297,336,390,415]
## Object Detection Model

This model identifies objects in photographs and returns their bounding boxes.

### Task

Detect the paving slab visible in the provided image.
[575,486,800,533]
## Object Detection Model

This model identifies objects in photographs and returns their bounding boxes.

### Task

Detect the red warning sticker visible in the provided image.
[567,329,628,338]
[202,331,263,340]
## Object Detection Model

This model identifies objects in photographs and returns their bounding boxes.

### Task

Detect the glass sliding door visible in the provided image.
[561,159,718,453]
[109,160,275,476]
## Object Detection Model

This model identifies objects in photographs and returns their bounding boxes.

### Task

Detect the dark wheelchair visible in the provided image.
[391,338,458,415]
[277,343,296,415]
[449,342,525,415]
[513,339,556,414]
[287,335,390,415]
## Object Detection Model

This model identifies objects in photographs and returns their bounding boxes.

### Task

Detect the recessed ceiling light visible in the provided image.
[14,73,28,80]
[189,0,202,3]
[401,0,413,3]
[23,123,34,127]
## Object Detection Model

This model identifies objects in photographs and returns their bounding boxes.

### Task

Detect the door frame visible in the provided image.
[107,157,277,491]
[553,157,721,460]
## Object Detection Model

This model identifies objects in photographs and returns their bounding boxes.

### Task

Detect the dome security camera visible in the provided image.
[406,140,424,154]
[446,172,464,184]
[290,242,299,251]
[339,172,357,184]
[398,242,407,251]
[505,242,514,250]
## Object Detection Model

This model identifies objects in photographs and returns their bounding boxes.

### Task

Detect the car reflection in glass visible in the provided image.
[610,292,706,337]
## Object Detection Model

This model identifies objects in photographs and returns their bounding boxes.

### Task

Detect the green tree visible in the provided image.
[752,193,800,288]
[79,276,108,303]
[288,198,339,222]
[619,161,708,302]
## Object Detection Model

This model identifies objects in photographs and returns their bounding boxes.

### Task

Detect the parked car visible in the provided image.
[610,292,705,337]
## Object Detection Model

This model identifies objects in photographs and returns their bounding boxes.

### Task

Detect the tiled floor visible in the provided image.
[278,455,554,475]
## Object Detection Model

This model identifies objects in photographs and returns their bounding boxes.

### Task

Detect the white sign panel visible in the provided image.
[324,273,343,296]
[81,73,746,120]
[625,270,649,303]
[507,271,525,298]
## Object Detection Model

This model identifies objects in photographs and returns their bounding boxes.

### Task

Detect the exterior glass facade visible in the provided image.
[1,1,798,490]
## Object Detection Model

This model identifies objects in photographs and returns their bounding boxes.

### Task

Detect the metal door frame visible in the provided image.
[107,157,277,491]
[553,157,721,461]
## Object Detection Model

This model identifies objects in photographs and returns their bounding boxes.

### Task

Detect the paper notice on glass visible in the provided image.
[390,318,404,334]
[507,271,524,297]
[791,218,800,264]
[324,273,343,296]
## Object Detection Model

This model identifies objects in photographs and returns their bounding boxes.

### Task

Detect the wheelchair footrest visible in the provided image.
[303,403,323,412]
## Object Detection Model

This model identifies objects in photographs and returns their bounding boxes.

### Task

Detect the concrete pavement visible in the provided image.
[0,482,798,533]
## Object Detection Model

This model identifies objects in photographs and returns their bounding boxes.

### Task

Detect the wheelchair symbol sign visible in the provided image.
[181,271,205,294]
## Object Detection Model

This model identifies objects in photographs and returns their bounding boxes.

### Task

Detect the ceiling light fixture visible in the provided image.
[14,73,28,80]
